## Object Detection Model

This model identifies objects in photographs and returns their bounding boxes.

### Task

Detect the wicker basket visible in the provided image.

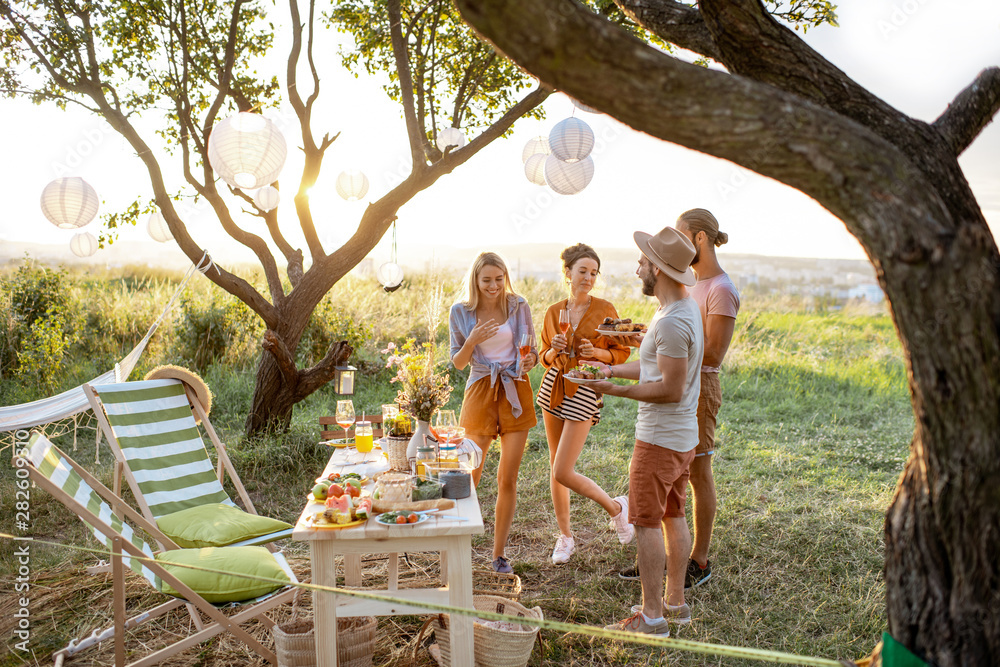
[384,436,411,472]
[429,594,542,667]
[472,569,522,601]
[272,616,377,667]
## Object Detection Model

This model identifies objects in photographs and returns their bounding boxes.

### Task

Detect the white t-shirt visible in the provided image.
[689,272,740,373]
[478,319,516,364]
[635,297,704,452]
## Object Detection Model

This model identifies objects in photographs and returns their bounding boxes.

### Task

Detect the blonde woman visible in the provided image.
[536,243,633,564]
[449,252,538,574]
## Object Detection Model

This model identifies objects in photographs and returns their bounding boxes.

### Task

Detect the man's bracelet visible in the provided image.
[607,365,614,378]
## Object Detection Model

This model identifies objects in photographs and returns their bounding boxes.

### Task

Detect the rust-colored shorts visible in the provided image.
[628,440,697,526]
[459,376,538,440]
[695,371,723,457]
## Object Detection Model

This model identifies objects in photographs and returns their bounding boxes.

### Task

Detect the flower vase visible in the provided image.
[406,420,432,471]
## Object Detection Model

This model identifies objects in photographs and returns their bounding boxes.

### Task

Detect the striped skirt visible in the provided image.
[536,367,603,425]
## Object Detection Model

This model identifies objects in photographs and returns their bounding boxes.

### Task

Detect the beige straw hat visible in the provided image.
[633,226,697,287]
[144,365,213,420]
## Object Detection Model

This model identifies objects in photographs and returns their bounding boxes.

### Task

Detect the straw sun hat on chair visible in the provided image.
[143,365,213,421]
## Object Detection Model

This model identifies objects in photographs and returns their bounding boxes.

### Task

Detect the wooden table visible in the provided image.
[292,451,484,666]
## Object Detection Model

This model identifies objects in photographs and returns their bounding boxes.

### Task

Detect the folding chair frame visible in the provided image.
[24,438,295,667]
[83,382,282,551]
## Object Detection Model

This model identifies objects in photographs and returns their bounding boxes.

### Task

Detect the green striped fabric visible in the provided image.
[28,433,160,588]
[95,379,233,518]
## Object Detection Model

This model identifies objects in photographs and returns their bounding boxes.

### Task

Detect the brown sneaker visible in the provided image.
[631,601,691,625]
[604,611,670,635]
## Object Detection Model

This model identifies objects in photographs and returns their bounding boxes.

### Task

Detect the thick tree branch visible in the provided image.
[294,341,354,401]
[388,0,429,169]
[261,330,299,387]
[933,68,1000,157]
[613,0,720,60]
[696,0,917,144]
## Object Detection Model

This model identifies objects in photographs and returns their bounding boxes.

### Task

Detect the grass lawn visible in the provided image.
[0,300,911,666]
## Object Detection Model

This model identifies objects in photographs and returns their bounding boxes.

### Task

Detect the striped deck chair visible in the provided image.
[83,379,292,551]
[21,432,296,667]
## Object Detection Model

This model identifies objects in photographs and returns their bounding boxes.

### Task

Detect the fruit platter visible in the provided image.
[597,317,647,336]
[306,473,373,529]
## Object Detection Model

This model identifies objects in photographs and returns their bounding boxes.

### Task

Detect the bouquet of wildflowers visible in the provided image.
[382,339,452,423]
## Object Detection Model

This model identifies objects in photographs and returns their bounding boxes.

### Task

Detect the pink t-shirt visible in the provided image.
[689,272,740,373]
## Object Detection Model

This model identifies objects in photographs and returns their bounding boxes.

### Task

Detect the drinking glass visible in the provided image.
[518,332,533,379]
[335,399,355,443]
[558,309,571,354]
[434,409,457,443]
[355,421,374,463]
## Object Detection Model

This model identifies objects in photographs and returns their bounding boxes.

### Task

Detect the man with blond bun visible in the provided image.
[674,207,741,590]
[593,225,703,635]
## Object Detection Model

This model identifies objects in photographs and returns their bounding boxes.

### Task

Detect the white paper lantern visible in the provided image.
[208,113,287,189]
[521,136,550,163]
[570,96,600,114]
[254,185,281,211]
[544,154,595,195]
[436,127,466,153]
[40,177,99,229]
[69,231,99,257]
[524,153,547,186]
[376,262,404,292]
[335,171,369,201]
[549,117,594,163]
[147,211,173,243]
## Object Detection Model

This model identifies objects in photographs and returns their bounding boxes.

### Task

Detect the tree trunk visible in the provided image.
[451,0,1000,662]
[245,352,297,434]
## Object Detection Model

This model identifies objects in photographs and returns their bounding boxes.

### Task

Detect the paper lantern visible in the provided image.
[40,177,99,229]
[521,136,550,163]
[436,127,465,153]
[69,231,99,257]
[335,170,369,201]
[570,96,600,114]
[147,211,173,243]
[376,262,404,293]
[207,112,287,189]
[549,117,594,163]
[524,153,547,186]
[254,185,280,211]
[544,154,595,195]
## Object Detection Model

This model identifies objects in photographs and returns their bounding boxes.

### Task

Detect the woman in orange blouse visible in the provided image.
[536,243,633,565]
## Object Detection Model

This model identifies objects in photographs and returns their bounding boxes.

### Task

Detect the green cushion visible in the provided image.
[155,546,290,603]
[157,503,292,548]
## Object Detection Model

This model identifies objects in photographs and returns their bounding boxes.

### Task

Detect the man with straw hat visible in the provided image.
[591,225,704,636]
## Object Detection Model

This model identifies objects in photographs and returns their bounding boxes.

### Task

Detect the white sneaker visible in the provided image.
[610,496,635,544]
[551,534,576,564]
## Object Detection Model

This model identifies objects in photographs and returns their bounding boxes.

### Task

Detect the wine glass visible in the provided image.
[558,309,571,355]
[335,399,355,444]
[434,409,458,443]
[518,332,533,379]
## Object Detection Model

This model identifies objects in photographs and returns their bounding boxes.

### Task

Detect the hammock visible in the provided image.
[0,253,215,433]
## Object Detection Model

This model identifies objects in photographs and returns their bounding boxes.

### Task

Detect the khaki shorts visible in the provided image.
[459,376,538,439]
[628,440,697,526]
[695,371,722,457]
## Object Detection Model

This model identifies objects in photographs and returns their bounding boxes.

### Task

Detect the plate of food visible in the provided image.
[305,512,367,530]
[315,471,369,486]
[596,317,647,336]
[320,439,355,448]
[375,511,430,527]
[564,364,605,384]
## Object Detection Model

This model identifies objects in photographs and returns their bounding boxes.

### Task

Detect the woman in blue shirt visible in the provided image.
[449,252,538,573]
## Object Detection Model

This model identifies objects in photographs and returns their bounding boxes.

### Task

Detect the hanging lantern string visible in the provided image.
[391,221,398,264]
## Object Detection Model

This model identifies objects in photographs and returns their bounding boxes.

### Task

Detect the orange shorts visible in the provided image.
[459,377,538,439]
[695,372,722,456]
[628,440,696,526]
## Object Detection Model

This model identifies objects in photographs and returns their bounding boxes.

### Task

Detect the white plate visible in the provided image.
[564,375,603,384]
[374,512,431,527]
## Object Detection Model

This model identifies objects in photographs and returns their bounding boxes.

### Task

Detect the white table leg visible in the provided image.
[444,535,475,665]
[312,542,338,667]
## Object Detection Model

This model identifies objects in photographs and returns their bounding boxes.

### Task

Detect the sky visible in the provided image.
[0,1,998,269]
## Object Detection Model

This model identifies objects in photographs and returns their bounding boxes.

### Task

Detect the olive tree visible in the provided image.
[0,0,548,434]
